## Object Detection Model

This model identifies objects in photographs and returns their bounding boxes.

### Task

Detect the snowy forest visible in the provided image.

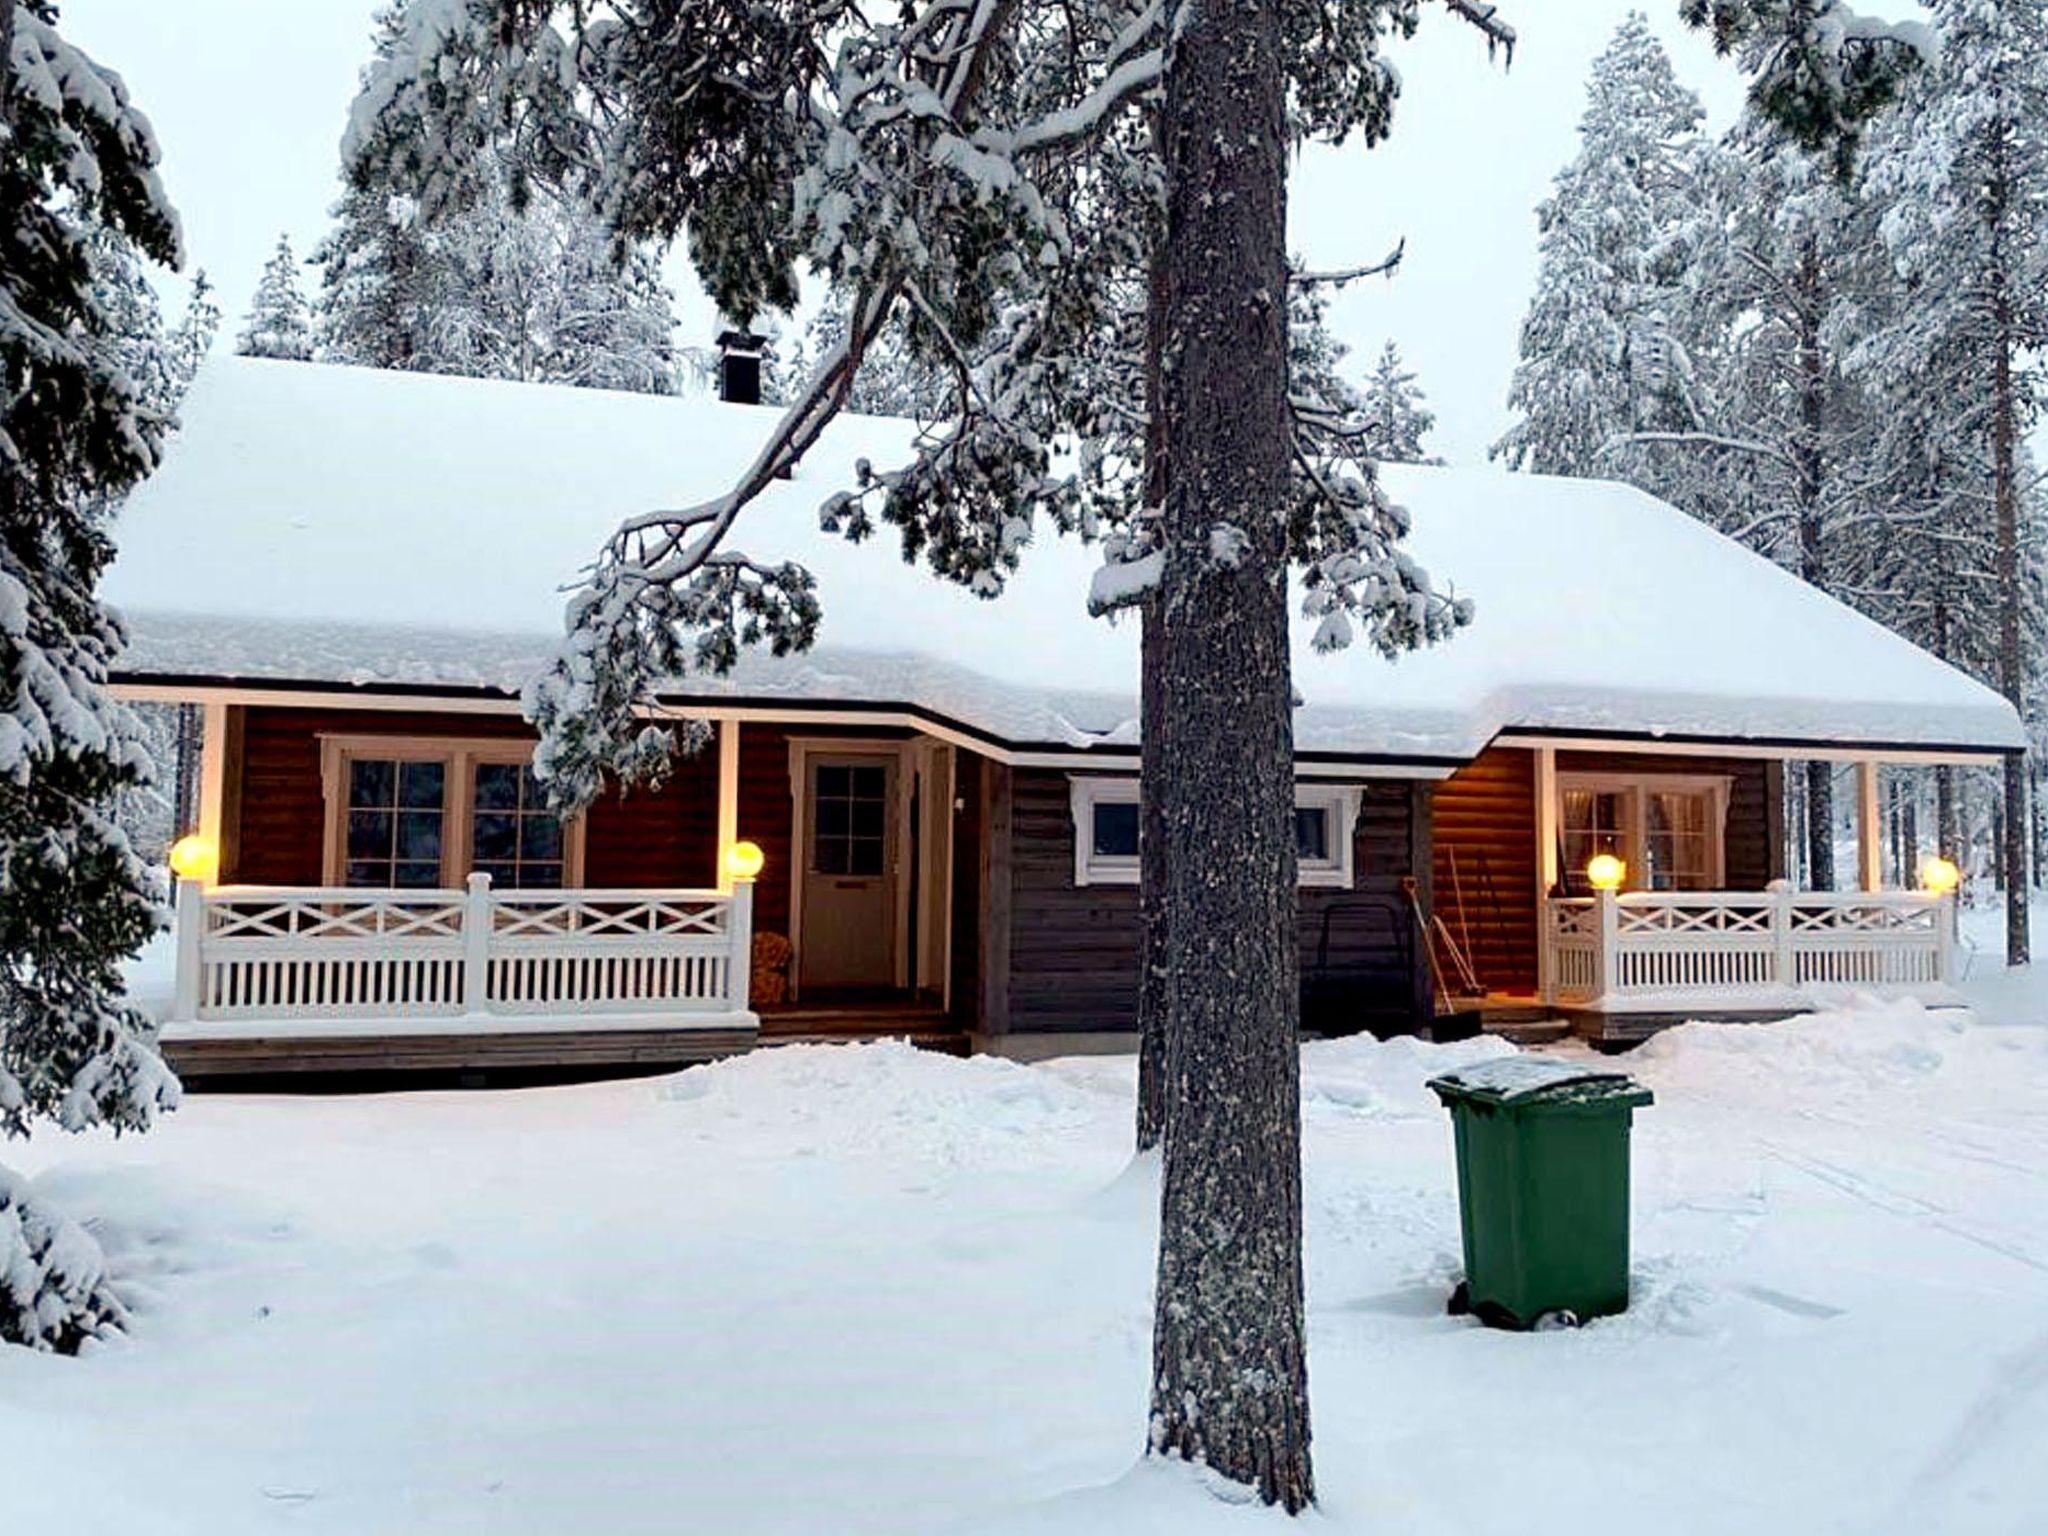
[1497,6,2048,959]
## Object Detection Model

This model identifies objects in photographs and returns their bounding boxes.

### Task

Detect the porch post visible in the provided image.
[1855,758,1883,892]
[1938,892,1959,984]
[729,878,755,1011]
[196,700,228,848]
[715,718,741,894]
[1593,885,1618,1004]
[1534,745,1559,1003]
[170,872,204,1023]
[463,872,492,1015]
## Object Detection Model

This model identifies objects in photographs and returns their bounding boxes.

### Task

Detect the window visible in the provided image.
[471,762,566,889]
[812,762,889,876]
[322,737,583,889]
[1557,773,1728,893]
[1069,777,1361,888]
[345,758,446,888]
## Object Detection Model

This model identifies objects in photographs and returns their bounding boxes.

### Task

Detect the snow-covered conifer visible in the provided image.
[1360,341,1441,464]
[1494,15,1715,481]
[238,234,314,361]
[1,1,184,1350]
[1853,0,2048,962]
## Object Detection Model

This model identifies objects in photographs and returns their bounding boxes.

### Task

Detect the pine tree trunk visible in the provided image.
[1806,760,1835,890]
[1148,0,1312,1509]
[1938,764,1959,863]
[1990,150,2030,964]
[1135,239,1171,1154]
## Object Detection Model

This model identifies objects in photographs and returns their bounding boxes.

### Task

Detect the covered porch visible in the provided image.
[147,695,975,1078]
[1496,741,1972,1034]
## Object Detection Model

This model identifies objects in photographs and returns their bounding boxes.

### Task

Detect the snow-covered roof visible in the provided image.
[105,357,2025,762]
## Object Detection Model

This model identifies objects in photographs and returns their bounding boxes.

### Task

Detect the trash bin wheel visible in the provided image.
[1532,1308,1582,1332]
[1447,1280,1472,1317]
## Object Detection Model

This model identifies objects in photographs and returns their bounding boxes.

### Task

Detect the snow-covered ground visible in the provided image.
[5,932,2048,1532]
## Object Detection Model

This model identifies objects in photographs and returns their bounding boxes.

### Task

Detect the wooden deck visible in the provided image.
[163,995,969,1088]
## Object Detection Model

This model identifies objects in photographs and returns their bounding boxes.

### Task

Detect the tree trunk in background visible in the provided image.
[1937,764,1959,864]
[1794,244,1835,892]
[1148,0,1312,1509]
[1990,146,2030,964]
[1135,239,1171,1154]
[1902,776,1918,884]
[1806,761,1835,889]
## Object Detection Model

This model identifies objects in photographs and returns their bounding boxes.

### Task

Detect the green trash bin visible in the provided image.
[1427,1057,1653,1330]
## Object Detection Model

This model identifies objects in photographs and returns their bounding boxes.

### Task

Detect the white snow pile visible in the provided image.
[0,1164,124,1353]
[104,356,2022,759]
[3,1001,2046,1533]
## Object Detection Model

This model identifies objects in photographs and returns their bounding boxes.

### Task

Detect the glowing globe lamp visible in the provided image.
[1585,853,1627,892]
[168,833,217,883]
[1919,855,1962,897]
[724,839,766,883]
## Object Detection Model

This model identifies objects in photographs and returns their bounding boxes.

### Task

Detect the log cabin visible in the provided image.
[104,356,2024,1080]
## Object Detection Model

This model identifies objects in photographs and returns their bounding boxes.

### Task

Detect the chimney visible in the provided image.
[716,328,765,406]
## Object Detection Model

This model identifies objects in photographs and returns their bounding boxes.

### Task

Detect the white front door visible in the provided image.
[799,754,899,991]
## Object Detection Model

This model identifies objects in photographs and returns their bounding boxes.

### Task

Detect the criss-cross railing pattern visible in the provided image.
[176,875,752,1024]
[1545,888,1954,1006]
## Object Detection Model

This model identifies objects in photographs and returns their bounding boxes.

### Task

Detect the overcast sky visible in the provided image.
[62,2,1863,465]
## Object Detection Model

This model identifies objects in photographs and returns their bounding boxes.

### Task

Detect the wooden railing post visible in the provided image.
[1937,892,1958,984]
[729,879,755,1011]
[1594,888,1617,1002]
[1771,881,1795,988]
[171,874,205,1022]
[463,872,492,1015]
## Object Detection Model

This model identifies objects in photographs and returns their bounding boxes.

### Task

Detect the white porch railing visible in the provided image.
[1544,888,1956,1011]
[170,873,754,1026]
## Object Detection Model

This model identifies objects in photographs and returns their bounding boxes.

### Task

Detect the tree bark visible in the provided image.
[1135,239,1171,1154]
[1793,241,1835,892]
[1148,0,1312,1510]
[1989,145,2030,965]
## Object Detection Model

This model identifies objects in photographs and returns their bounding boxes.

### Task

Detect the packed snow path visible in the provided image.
[4,998,2046,1532]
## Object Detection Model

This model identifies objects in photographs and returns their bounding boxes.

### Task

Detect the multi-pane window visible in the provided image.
[1558,776,1725,893]
[345,758,447,888]
[813,763,888,876]
[326,739,581,889]
[471,762,565,889]
[1560,788,1628,894]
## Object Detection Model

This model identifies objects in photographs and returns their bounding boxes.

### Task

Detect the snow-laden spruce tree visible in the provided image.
[1853,0,2048,963]
[1,1,184,1351]
[1493,14,1716,481]
[1360,340,1441,464]
[315,3,677,394]
[237,234,314,361]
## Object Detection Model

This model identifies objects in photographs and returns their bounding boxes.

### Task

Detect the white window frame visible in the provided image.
[319,734,586,889]
[1556,770,1731,892]
[1069,776,1362,889]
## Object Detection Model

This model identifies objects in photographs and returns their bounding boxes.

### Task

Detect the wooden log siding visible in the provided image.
[991,768,1426,1036]
[224,704,721,890]
[948,750,985,1025]
[1431,744,1779,996]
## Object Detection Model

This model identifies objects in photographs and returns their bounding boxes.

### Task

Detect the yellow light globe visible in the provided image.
[1585,853,1627,892]
[168,833,217,883]
[1919,855,1962,897]
[724,839,766,883]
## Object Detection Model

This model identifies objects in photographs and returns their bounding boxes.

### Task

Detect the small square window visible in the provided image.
[1093,802,1141,859]
[1295,806,1330,864]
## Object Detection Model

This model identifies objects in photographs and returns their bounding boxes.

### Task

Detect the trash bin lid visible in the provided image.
[1427,1055,1653,1109]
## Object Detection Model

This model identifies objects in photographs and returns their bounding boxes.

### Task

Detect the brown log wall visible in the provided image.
[985,768,1429,1036]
